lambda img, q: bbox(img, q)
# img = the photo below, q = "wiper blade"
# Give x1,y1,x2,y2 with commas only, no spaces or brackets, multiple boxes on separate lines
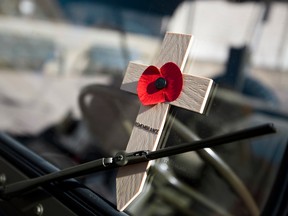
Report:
0,123,275,199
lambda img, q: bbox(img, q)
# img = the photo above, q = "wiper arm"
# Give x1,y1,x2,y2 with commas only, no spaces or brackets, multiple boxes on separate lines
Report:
0,123,275,199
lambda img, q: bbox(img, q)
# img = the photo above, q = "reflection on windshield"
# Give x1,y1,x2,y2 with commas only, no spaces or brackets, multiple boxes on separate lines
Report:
0,32,55,70
0,1,288,216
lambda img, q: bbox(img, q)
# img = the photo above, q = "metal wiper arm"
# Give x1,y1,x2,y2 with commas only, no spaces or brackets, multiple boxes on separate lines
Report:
0,123,275,199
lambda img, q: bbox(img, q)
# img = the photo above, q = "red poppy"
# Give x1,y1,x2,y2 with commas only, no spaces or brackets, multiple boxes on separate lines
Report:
137,62,183,106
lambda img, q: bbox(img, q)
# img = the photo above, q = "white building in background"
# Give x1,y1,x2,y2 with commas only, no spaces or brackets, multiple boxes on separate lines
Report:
168,1,288,71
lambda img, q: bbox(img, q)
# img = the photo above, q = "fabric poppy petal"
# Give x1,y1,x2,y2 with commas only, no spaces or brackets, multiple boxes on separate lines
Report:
160,62,183,102
137,62,183,106
137,65,165,105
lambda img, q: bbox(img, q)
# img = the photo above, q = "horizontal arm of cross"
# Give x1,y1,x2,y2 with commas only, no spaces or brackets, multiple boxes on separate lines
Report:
121,62,214,114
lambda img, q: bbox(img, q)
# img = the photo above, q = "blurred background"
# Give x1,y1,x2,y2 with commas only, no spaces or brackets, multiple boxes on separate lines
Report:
0,0,288,215
0,0,287,134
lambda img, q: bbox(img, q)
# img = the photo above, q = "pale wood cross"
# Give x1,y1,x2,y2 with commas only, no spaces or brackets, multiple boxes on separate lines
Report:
116,33,214,211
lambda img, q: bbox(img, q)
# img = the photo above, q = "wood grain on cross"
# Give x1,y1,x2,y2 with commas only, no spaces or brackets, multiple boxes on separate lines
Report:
116,33,214,211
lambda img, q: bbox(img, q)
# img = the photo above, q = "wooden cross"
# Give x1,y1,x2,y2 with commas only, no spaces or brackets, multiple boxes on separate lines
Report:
116,33,214,211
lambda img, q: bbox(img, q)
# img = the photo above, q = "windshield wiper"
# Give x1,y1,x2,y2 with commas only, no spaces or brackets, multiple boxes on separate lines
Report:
0,123,276,199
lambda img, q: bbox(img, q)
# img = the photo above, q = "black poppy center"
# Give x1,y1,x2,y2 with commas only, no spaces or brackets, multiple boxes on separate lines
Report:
155,77,167,90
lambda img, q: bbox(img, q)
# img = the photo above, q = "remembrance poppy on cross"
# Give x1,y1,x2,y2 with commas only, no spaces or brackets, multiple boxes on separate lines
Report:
137,62,183,106
117,33,214,211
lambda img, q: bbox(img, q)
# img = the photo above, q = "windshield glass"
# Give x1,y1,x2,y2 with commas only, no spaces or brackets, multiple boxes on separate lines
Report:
0,1,288,215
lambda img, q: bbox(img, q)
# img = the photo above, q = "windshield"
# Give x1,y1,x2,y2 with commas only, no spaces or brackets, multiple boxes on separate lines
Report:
0,1,288,216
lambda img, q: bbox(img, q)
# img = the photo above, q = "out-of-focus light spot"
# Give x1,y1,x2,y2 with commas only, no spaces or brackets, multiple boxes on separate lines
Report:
159,163,169,171
19,0,35,16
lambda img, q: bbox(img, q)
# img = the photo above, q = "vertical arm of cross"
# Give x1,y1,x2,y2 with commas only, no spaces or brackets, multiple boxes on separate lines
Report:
116,33,194,211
